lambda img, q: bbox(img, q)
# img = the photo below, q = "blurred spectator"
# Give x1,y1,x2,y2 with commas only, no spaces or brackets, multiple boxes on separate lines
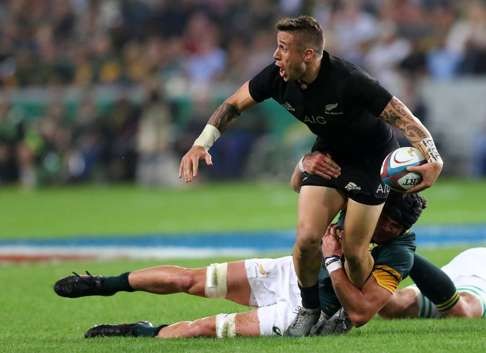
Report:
472,121,486,177
0,98,23,183
328,0,379,66
182,12,226,85
447,0,486,75
0,0,485,184
136,87,179,186
365,22,411,95
101,96,141,181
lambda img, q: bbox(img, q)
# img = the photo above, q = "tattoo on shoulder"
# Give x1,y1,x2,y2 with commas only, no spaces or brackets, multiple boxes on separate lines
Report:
208,103,241,132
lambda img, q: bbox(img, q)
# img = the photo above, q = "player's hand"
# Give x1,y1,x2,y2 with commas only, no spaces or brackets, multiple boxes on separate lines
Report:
178,145,213,183
406,161,443,193
303,151,341,179
322,224,343,258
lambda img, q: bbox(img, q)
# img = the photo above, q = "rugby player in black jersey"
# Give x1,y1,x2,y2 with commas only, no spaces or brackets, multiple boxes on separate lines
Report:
179,15,443,336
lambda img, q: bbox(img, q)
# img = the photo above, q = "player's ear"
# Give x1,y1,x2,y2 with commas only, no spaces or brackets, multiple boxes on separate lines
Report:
303,48,314,62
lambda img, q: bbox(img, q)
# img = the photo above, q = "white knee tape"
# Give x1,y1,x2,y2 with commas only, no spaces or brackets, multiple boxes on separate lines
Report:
215,313,236,338
205,263,228,298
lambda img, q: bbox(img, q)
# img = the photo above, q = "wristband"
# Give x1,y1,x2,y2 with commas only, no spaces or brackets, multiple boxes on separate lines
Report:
194,124,221,150
298,156,305,173
324,256,343,273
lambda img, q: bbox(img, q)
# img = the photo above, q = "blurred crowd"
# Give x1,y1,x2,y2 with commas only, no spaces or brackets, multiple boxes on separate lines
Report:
1,0,486,186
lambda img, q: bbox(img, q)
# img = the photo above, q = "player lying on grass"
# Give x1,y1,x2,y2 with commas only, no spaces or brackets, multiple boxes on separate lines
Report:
53,191,423,338
381,247,486,319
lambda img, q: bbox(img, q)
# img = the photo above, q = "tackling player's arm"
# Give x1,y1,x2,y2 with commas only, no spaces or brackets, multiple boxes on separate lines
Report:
380,97,443,192
289,152,341,192
179,81,256,183
322,225,394,327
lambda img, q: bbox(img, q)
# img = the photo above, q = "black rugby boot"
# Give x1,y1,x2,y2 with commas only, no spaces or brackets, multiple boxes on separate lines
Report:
84,321,165,338
54,271,117,298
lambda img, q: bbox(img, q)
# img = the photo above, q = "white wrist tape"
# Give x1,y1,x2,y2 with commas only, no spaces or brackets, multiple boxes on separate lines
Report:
324,256,343,273
194,124,221,150
298,156,305,173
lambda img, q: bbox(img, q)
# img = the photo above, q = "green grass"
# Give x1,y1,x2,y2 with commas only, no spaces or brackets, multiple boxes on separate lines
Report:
2,247,486,353
1,178,486,238
2,180,486,352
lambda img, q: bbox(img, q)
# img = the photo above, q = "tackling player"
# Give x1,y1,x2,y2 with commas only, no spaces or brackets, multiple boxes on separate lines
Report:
381,248,486,319
53,191,425,338
178,15,443,336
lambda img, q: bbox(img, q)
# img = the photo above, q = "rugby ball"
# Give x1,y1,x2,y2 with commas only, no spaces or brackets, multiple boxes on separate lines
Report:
380,147,426,192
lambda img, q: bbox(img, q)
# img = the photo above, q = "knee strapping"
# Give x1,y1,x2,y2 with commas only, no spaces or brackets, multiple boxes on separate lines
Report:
205,263,228,298
215,313,236,338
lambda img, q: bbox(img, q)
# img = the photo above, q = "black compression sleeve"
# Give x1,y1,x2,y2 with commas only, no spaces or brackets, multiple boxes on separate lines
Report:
410,254,459,311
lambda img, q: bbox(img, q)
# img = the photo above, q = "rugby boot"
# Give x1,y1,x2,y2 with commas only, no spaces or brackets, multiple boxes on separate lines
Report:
54,271,116,298
284,307,320,337
84,321,165,338
310,308,352,336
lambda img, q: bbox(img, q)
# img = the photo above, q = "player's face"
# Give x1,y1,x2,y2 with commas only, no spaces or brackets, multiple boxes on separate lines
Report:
273,31,306,81
372,214,405,244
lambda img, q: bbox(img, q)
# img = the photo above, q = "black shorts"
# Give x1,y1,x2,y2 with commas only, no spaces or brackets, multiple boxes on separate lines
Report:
302,140,399,205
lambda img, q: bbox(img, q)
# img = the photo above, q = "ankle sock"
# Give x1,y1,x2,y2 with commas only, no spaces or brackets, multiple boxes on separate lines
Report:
103,272,134,293
299,283,320,309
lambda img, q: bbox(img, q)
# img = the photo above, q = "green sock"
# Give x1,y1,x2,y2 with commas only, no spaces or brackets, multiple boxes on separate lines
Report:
135,324,167,337
103,272,134,293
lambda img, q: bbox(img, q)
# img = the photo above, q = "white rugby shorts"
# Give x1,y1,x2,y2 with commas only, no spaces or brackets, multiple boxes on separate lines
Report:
441,247,486,317
244,256,301,336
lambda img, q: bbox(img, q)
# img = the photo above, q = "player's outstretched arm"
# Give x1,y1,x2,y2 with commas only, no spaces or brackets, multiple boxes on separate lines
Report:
179,81,256,183
322,226,392,327
380,97,443,193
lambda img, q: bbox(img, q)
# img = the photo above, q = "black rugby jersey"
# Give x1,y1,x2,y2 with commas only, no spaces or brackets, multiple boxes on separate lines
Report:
249,51,394,159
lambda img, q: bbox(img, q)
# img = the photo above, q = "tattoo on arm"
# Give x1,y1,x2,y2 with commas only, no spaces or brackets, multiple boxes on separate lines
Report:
381,97,442,163
380,97,428,144
208,103,241,132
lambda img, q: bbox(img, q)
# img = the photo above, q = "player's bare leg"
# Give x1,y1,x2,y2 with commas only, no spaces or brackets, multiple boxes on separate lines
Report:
379,287,419,318
128,266,206,296
55,261,251,305
286,185,345,336
85,310,261,338
294,186,345,286
157,310,260,338
129,261,250,304
381,288,483,319
342,200,384,287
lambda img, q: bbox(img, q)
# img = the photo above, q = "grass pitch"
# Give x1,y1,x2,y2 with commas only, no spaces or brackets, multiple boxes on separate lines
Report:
1,178,486,238
2,248,486,353
2,180,486,352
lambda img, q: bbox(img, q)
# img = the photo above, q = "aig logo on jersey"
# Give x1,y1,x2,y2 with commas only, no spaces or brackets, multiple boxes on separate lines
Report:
304,114,328,125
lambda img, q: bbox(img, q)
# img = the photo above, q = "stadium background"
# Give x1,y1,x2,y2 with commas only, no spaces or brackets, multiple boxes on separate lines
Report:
1,1,486,352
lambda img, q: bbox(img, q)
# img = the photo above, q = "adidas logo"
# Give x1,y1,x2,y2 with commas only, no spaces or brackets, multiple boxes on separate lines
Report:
345,182,362,192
